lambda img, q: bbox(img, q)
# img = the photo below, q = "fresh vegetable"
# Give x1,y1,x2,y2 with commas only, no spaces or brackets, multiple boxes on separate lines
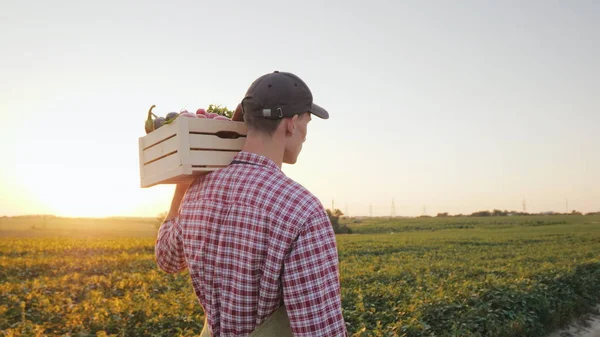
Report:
153,117,166,129
145,105,158,134
179,112,198,118
144,103,237,135
165,112,179,121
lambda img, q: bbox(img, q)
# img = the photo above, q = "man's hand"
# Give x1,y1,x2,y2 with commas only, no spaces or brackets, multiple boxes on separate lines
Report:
232,103,244,122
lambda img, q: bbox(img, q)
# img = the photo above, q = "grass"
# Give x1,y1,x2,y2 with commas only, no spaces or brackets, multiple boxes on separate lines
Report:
1,214,599,336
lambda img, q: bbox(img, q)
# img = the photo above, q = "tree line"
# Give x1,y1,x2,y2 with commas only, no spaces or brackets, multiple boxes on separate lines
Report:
435,209,596,217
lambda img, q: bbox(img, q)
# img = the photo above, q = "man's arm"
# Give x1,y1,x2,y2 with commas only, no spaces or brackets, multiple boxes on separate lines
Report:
155,182,192,274
282,208,348,337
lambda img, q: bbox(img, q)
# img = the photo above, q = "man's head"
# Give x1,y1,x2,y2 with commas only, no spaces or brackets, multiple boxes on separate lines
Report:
239,71,328,165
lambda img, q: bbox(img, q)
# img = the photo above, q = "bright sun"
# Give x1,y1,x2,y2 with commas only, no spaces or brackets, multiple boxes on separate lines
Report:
19,165,140,218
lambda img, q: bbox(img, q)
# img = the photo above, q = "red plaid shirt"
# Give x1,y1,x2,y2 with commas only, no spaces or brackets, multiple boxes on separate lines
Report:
155,151,348,336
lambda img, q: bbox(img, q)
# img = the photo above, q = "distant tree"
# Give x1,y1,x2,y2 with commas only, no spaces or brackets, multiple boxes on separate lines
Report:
492,209,509,216
326,209,352,234
471,210,492,217
570,210,583,216
436,212,449,217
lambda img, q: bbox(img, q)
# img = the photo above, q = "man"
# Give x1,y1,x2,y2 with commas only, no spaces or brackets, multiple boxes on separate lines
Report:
155,71,348,336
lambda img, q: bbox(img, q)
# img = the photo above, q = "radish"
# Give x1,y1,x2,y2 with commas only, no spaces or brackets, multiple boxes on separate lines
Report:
179,112,198,118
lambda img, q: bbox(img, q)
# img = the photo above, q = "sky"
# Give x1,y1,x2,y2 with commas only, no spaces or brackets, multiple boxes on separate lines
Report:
0,0,598,218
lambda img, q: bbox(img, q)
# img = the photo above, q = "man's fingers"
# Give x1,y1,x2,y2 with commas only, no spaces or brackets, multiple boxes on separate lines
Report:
232,103,244,121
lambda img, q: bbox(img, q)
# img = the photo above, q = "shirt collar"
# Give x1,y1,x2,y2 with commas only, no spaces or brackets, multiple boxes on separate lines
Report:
232,151,281,171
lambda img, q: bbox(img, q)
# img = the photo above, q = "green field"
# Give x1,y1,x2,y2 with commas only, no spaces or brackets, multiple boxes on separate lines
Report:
1,215,599,336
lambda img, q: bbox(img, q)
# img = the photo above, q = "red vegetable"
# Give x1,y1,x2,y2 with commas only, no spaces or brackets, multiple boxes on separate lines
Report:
213,115,231,121
179,112,198,118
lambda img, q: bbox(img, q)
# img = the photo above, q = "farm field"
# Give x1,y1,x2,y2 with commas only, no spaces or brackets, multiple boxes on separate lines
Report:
1,215,599,336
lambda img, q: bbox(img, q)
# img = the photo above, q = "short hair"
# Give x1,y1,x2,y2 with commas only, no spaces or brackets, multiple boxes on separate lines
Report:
243,113,283,136
243,112,308,136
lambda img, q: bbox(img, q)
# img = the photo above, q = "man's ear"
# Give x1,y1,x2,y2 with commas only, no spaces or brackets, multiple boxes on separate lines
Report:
285,115,298,136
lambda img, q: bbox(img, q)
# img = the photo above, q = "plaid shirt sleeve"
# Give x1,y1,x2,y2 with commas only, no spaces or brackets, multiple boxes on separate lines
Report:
282,208,348,337
155,216,187,274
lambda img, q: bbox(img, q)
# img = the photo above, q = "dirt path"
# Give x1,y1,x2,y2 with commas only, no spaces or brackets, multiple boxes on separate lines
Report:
546,307,600,337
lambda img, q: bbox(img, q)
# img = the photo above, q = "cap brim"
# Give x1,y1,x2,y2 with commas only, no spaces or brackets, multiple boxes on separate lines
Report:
309,103,329,119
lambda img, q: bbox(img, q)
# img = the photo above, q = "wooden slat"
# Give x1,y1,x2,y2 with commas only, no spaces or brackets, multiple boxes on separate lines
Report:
188,118,247,135
191,166,228,171
189,150,239,166
188,134,246,151
143,153,181,176
142,135,179,164
138,138,146,180
139,122,179,149
177,117,192,167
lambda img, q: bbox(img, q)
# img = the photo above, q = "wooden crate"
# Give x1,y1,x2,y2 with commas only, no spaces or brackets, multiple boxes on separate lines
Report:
138,117,247,188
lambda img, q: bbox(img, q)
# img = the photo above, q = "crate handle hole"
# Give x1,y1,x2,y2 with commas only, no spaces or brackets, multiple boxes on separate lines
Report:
215,131,244,139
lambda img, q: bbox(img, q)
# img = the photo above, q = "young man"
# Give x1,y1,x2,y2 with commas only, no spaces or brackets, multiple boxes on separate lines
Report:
155,71,348,336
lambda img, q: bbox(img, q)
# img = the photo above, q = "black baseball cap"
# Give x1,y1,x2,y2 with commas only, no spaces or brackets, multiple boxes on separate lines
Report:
240,71,329,120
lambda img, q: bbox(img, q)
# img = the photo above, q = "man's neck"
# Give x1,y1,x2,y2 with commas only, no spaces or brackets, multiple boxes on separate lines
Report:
241,131,284,169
